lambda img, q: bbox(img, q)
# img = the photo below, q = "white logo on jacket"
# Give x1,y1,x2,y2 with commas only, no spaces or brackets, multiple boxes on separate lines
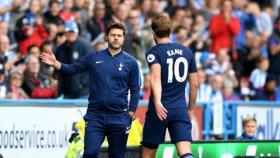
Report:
96,61,103,64
119,63,123,71
73,51,79,59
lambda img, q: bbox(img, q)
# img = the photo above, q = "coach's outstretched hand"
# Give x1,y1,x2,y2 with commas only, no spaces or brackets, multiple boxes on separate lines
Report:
155,102,168,121
40,49,61,70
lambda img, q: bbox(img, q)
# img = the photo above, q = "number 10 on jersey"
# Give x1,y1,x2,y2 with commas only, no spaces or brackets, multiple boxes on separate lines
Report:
166,57,188,83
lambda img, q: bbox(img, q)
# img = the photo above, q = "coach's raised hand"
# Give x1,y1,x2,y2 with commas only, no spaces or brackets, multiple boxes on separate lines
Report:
40,49,61,70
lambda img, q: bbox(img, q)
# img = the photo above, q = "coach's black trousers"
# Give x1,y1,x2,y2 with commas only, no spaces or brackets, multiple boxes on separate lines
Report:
83,111,132,158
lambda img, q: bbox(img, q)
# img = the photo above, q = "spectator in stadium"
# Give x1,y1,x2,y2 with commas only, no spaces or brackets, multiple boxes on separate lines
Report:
28,45,41,59
209,74,225,138
209,0,240,54
0,63,7,98
55,21,92,99
54,32,66,48
0,21,16,47
16,5,49,56
46,23,59,43
6,68,28,99
123,7,147,69
254,75,277,101
232,0,254,51
173,25,189,44
239,77,251,100
237,117,257,140
22,54,57,99
247,2,272,41
0,35,19,72
0,0,21,22
171,7,187,28
181,16,193,36
249,57,269,92
72,0,90,35
223,79,240,101
240,34,267,78
40,40,55,78
206,49,238,87
197,68,212,102
139,0,151,26
18,20,48,56
141,15,198,158
149,0,163,16
86,2,107,41
267,17,280,86
103,0,121,23
188,13,209,53
59,0,75,22
129,7,145,30
111,3,130,25
209,74,224,103
41,22,140,158
14,0,48,46
204,0,220,21
43,0,64,26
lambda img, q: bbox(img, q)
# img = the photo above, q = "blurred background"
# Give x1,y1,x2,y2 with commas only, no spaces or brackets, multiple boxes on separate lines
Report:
0,0,280,157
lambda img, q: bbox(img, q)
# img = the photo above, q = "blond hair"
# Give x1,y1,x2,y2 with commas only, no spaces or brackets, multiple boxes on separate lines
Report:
242,117,257,128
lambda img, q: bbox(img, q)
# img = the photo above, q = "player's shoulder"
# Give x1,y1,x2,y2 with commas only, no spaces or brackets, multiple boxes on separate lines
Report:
145,45,158,56
122,51,138,64
89,48,107,59
177,44,194,58
95,48,106,54
122,51,136,60
173,43,193,53
145,45,161,64
145,44,170,58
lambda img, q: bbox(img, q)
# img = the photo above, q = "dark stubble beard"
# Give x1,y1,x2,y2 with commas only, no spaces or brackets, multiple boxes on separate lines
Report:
108,42,123,50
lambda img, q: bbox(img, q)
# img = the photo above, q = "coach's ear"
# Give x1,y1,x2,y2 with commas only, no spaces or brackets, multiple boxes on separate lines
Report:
105,36,107,41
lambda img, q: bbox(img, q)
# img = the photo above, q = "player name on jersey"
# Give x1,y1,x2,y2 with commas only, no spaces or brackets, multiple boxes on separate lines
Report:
167,49,183,56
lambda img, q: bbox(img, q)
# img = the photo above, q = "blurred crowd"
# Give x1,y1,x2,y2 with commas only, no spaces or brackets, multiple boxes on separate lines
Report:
0,0,279,101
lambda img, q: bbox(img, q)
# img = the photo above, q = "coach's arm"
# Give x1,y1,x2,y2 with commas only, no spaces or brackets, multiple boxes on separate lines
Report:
40,49,89,75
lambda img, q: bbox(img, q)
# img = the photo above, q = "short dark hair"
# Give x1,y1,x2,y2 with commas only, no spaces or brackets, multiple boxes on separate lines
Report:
27,44,39,53
49,0,60,7
173,25,186,34
151,14,172,38
106,22,126,36
40,40,52,52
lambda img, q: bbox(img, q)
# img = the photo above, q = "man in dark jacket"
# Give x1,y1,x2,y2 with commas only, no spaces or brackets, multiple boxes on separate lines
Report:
41,22,140,158
55,21,92,98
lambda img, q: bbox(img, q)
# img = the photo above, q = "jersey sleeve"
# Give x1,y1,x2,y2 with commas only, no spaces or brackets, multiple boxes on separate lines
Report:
60,53,91,75
145,49,160,68
188,51,197,73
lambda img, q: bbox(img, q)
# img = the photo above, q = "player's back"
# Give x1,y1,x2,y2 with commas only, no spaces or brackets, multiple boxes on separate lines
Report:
146,43,196,111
